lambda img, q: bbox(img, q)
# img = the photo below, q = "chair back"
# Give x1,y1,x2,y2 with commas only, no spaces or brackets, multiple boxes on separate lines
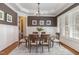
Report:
41,32,46,35
56,33,60,40
41,34,50,42
29,34,39,43
33,32,38,34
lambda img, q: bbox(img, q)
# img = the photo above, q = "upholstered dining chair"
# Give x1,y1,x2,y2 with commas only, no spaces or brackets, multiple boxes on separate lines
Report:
33,32,38,34
50,35,55,47
23,36,29,47
28,34,39,52
18,32,28,47
41,34,51,52
54,33,60,46
41,32,46,35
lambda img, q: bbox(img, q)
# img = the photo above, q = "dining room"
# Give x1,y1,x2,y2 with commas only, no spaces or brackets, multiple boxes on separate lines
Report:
0,3,79,55
17,15,62,54
10,3,79,55
10,14,73,55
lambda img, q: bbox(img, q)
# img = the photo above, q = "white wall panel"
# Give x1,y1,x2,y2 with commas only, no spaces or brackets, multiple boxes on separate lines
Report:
26,27,57,36
0,24,18,51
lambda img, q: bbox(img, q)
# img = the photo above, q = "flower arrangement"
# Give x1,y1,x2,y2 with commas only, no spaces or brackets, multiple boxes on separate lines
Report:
37,27,44,32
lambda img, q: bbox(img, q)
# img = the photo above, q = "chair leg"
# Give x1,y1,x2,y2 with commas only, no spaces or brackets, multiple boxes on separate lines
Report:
42,42,43,52
28,43,31,53
29,46,31,53
48,45,50,52
36,45,38,53
59,42,61,47
48,42,50,52
25,40,27,48
52,41,54,47
42,46,43,52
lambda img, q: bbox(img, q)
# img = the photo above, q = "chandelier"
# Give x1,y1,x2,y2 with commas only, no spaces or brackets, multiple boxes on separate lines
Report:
34,3,40,16
37,3,40,16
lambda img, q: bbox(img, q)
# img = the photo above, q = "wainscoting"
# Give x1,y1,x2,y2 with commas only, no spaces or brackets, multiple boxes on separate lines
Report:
0,42,18,55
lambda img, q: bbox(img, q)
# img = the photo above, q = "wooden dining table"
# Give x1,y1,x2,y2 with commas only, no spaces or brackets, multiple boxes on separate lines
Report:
24,34,54,52
24,34,54,46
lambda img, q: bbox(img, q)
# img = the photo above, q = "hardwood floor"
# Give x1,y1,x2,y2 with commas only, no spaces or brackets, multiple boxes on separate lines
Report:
60,42,79,55
0,42,18,55
0,41,79,55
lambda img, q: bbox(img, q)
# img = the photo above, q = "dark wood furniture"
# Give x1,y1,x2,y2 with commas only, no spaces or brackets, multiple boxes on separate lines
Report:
41,32,46,35
56,33,60,39
24,33,54,52
33,32,38,34
24,36,29,47
28,34,39,52
55,33,60,46
50,36,55,47
40,34,51,52
18,32,27,47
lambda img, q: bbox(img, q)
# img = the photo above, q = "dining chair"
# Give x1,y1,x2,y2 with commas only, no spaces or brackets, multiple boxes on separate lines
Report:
28,34,39,52
54,33,60,46
33,32,38,34
50,35,55,47
18,32,28,47
41,34,51,52
41,32,46,35
23,36,29,47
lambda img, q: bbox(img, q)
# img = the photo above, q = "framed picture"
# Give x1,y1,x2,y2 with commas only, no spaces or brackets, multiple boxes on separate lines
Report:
32,20,37,25
46,20,51,25
0,10,4,21
39,20,44,25
7,14,12,22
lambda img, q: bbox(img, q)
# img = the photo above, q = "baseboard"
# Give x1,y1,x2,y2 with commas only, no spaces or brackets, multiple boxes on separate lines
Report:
0,41,18,55
60,42,79,55
1,41,78,55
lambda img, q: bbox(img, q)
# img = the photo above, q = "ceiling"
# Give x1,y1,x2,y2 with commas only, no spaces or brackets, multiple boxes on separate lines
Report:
7,3,74,16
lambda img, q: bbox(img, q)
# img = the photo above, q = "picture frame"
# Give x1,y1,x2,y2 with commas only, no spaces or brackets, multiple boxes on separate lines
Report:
0,10,4,21
7,14,12,22
39,20,44,25
46,20,51,25
32,20,37,25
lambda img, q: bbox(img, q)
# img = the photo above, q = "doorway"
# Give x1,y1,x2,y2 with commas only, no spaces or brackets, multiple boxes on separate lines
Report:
19,16,26,39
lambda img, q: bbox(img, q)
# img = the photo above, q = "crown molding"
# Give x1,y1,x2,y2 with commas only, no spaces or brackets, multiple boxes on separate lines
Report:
5,3,18,13
15,3,56,16
5,3,28,16
56,3,79,17
15,3,30,13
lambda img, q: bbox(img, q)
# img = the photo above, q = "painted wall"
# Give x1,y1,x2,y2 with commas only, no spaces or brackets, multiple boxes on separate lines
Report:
26,16,57,36
0,3,17,25
0,24,18,51
25,18,57,36
26,27,57,36
27,16,57,27
0,3,18,51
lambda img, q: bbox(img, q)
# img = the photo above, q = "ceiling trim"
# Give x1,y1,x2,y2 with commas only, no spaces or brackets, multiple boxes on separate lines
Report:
15,3,32,13
5,3,77,17
56,3,79,17
15,3,75,16
5,3,29,16
5,3,18,13
15,3,57,16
